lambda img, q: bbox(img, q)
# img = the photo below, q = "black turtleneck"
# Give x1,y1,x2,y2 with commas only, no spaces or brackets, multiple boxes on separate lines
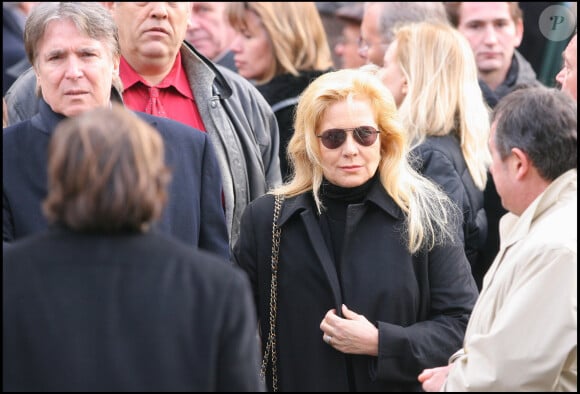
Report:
318,173,378,393
318,173,378,273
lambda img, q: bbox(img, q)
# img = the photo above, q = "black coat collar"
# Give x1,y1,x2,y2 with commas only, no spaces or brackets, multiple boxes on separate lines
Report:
278,176,404,226
31,99,66,135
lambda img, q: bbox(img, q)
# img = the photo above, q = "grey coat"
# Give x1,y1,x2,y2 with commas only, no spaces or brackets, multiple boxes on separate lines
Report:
3,41,282,248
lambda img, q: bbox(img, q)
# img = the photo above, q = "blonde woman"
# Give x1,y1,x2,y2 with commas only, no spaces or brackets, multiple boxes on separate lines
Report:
227,2,334,179
233,69,478,391
379,22,492,286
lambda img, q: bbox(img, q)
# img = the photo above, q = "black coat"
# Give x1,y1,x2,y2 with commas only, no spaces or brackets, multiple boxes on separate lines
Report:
233,181,479,391
411,134,487,273
3,99,230,259
3,227,264,392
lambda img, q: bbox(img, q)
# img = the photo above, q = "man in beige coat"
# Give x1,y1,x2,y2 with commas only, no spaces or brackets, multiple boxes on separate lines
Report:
419,86,577,391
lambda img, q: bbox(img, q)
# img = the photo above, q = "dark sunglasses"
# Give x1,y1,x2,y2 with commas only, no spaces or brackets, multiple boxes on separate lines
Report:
316,126,380,149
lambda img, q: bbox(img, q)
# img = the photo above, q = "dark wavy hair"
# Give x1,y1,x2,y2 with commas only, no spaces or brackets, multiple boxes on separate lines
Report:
43,104,171,233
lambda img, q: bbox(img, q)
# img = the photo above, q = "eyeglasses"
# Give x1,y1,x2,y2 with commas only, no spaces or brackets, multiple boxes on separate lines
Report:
357,37,391,56
317,126,380,149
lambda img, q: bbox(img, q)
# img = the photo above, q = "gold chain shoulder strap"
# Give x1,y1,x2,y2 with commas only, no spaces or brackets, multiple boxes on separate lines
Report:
260,193,284,392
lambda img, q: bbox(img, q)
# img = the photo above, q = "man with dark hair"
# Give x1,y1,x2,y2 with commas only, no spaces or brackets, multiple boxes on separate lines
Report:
419,86,577,391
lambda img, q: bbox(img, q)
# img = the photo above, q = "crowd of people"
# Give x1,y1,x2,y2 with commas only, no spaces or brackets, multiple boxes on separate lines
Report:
3,2,577,392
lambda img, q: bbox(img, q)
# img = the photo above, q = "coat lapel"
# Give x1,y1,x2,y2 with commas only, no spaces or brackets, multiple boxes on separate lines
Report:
279,194,344,312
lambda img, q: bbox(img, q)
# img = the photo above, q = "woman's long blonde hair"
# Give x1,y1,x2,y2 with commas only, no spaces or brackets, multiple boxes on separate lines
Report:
394,22,491,190
274,69,460,253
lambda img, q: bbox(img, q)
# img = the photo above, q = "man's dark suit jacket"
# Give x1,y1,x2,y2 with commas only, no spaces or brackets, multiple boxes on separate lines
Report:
3,227,264,391
2,99,230,259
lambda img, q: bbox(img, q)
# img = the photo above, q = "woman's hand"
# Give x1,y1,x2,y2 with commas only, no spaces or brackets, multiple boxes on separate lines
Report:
319,304,379,356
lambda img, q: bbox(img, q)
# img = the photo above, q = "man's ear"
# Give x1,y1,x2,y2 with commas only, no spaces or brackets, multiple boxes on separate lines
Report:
510,147,530,180
514,19,524,48
113,56,120,75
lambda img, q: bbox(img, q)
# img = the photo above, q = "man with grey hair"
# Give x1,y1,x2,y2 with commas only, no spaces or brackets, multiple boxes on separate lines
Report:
359,2,449,66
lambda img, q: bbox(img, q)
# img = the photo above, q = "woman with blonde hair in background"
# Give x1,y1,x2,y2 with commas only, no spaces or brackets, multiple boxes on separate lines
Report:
379,21,492,286
233,68,478,391
227,2,334,180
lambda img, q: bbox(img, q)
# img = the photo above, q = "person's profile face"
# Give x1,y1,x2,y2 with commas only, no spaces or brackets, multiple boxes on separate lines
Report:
378,40,406,107
229,10,274,82
556,35,577,101
35,19,116,117
487,121,515,213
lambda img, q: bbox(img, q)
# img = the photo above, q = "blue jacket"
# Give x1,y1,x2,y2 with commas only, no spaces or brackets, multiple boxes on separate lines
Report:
3,99,230,259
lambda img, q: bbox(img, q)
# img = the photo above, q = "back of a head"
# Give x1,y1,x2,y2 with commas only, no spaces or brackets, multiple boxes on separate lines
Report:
226,2,333,83
43,105,171,233
492,86,577,181
393,21,491,188
395,21,483,126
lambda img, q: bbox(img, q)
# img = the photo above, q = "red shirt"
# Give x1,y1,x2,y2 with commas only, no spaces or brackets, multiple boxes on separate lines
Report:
119,52,205,131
